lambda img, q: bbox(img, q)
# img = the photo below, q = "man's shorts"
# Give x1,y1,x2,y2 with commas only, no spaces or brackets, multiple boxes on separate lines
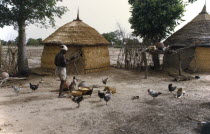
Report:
55,67,67,81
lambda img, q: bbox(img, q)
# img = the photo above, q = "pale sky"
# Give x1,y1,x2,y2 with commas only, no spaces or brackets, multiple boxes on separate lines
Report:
0,0,208,41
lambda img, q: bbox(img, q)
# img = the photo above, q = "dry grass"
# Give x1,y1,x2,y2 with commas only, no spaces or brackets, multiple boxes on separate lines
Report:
42,20,110,46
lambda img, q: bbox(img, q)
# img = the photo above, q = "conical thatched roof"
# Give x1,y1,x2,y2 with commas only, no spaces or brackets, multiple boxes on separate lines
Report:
42,19,110,46
164,4,210,47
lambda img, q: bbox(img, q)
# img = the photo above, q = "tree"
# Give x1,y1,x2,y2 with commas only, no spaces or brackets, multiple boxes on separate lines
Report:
0,40,7,46
37,38,43,45
0,0,68,76
188,0,197,3
27,38,39,46
129,0,185,69
102,31,122,46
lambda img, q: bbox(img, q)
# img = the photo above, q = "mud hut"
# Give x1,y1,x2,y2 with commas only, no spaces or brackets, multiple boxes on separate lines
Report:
163,4,210,72
41,15,111,74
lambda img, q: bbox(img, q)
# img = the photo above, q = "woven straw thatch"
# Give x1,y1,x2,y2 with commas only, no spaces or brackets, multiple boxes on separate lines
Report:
164,5,210,47
42,19,110,46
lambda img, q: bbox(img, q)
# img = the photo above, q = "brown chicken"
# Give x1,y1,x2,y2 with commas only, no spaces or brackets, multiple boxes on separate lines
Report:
176,88,185,98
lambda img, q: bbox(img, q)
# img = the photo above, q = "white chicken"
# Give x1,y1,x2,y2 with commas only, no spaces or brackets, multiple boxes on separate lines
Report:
104,92,112,105
148,89,162,100
12,86,21,96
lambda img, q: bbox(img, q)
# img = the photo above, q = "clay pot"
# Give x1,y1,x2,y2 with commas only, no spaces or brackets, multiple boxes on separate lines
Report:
63,81,70,89
0,72,9,78
78,81,89,89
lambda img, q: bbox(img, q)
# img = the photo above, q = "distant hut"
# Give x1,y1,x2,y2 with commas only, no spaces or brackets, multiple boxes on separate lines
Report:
163,4,210,72
41,15,111,74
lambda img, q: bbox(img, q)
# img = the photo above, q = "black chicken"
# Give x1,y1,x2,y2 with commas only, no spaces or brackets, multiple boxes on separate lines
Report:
29,83,39,91
102,78,108,85
82,88,93,97
72,96,84,107
195,76,200,79
98,90,105,101
168,83,177,93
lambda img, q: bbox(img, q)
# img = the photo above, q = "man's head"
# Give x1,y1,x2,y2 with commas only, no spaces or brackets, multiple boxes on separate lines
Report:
60,45,68,54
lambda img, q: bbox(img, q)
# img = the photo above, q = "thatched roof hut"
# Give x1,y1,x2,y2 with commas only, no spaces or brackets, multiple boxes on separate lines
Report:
164,4,210,72
41,15,111,74
164,4,210,47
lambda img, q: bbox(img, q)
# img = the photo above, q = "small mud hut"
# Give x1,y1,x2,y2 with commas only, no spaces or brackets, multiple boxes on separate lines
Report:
41,15,111,74
163,4,210,72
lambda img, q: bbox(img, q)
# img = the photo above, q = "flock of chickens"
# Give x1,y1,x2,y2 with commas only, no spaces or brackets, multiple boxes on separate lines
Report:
11,76,186,108
11,77,113,108
12,82,40,95
70,77,112,107
132,83,185,101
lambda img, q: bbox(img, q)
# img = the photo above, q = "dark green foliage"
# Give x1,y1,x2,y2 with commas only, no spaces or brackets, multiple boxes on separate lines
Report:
188,0,197,3
129,0,185,42
27,38,43,46
129,0,196,4
0,0,68,28
0,40,7,45
102,30,122,46
0,0,68,74
125,38,140,46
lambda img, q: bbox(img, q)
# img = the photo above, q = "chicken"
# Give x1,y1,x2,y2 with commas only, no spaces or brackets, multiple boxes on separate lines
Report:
82,88,93,97
98,90,105,101
72,96,84,107
168,83,177,93
69,76,78,91
104,92,112,105
148,89,162,100
29,83,39,91
39,79,44,83
131,96,139,100
176,88,185,98
195,76,200,79
102,78,108,85
12,86,21,95
103,86,116,94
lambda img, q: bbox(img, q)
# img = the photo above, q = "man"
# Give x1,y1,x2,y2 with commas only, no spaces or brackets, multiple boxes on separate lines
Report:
54,45,69,98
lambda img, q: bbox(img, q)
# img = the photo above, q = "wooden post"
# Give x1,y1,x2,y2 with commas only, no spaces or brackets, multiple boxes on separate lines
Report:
178,52,182,76
142,52,148,79
0,40,2,68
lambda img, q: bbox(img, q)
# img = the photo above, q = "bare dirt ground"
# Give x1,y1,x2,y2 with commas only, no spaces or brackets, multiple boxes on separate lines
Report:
0,47,210,134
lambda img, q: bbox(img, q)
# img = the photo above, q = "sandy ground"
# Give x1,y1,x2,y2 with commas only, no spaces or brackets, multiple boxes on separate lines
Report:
0,47,210,134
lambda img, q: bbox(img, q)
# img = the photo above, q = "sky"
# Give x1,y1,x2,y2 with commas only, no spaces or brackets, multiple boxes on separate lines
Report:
0,0,208,41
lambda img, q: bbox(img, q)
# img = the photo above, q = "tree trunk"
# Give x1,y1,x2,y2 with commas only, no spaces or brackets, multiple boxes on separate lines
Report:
17,20,29,74
0,41,2,68
152,53,160,70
